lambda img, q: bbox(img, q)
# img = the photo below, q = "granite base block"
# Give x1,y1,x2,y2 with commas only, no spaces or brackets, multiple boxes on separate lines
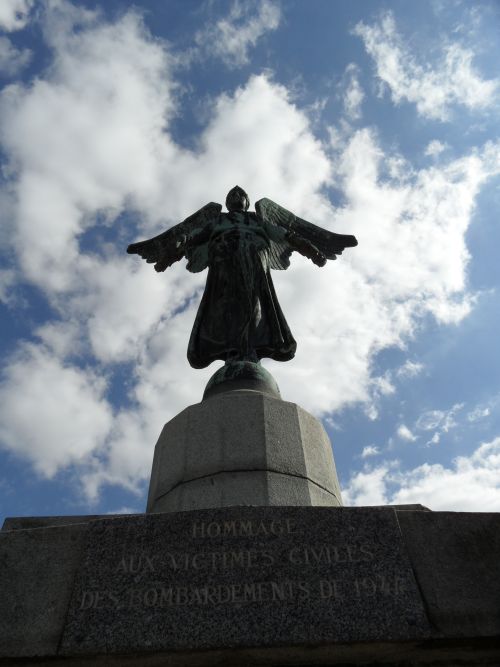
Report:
147,391,343,512
398,510,500,637
1,506,500,666
0,522,87,657
60,507,430,654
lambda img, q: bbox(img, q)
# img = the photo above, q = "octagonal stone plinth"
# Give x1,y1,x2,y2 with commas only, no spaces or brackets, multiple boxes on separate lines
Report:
147,390,342,512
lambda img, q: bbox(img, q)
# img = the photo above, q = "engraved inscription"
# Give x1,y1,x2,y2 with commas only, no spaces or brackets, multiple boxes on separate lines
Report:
191,518,297,538
77,574,408,611
112,542,374,577
288,544,373,565
114,548,276,574
74,514,413,617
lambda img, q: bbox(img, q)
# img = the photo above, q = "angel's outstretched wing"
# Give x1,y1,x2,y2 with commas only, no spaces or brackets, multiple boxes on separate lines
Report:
255,198,357,262
127,202,222,273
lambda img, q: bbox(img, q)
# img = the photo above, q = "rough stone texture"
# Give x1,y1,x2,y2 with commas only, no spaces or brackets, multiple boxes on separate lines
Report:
2,514,128,531
152,471,339,512
0,523,86,657
60,507,429,655
147,391,342,512
2,506,500,665
3,641,500,666
398,510,500,637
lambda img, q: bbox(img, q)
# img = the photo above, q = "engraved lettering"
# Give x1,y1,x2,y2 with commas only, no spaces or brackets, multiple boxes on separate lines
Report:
218,585,231,604
143,555,156,572
176,587,189,605
143,588,158,607
128,588,143,607
114,557,128,573
223,520,238,536
352,575,404,598
242,582,258,602
270,581,285,601
207,522,221,538
239,521,253,536
297,581,311,600
331,546,347,563
128,556,142,574
192,521,205,539
319,579,340,599
231,584,242,602
78,590,122,609
114,554,157,574
310,546,332,564
190,588,204,604
204,586,218,605
79,591,95,610
359,544,374,560
287,543,375,567
191,518,299,539
93,592,104,609
159,587,173,605
191,553,206,569
165,552,181,571
261,550,274,566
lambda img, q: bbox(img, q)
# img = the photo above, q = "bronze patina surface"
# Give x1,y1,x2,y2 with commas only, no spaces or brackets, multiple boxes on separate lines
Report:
127,187,357,390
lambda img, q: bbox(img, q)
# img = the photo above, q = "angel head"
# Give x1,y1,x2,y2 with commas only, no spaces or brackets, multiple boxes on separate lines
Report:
225,186,250,212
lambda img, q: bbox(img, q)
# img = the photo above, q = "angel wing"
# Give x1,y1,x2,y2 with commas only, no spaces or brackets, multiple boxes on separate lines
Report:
255,198,357,264
127,202,222,273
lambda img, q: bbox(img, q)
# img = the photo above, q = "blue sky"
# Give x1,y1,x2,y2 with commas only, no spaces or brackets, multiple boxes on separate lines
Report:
1,0,500,522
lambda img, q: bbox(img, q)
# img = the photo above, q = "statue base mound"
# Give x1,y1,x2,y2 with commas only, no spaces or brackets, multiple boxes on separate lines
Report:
203,361,281,400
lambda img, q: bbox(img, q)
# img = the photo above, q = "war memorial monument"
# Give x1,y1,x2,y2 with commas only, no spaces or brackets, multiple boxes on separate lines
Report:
1,187,499,665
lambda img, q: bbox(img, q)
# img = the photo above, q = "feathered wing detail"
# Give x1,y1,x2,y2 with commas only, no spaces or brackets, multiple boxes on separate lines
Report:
255,197,357,262
266,238,293,270
126,202,222,273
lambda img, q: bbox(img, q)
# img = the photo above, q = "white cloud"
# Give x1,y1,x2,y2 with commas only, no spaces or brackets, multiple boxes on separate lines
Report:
0,0,33,32
426,432,440,446
193,0,280,68
425,139,448,157
0,343,113,477
396,360,424,379
397,424,416,442
354,12,498,121
361,445,380,458
415,403,464,434
342,64,364,120
416,410,445,431
343,437,500,511
0,35,31,75
342,465,392,506
467,406,491,422
0,268,16,303
1,1,500,500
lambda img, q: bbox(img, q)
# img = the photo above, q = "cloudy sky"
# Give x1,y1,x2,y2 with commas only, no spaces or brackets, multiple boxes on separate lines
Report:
1,0,500,523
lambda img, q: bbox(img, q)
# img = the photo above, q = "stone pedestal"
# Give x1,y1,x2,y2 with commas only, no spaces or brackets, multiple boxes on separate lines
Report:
147,390,342,513
2,388,500,665
2,506,500,665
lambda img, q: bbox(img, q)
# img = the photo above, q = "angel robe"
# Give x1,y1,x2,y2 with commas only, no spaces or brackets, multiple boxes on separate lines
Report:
187,211,296,368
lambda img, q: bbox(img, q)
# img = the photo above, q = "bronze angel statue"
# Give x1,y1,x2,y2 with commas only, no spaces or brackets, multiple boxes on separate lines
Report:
127,186,357,373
